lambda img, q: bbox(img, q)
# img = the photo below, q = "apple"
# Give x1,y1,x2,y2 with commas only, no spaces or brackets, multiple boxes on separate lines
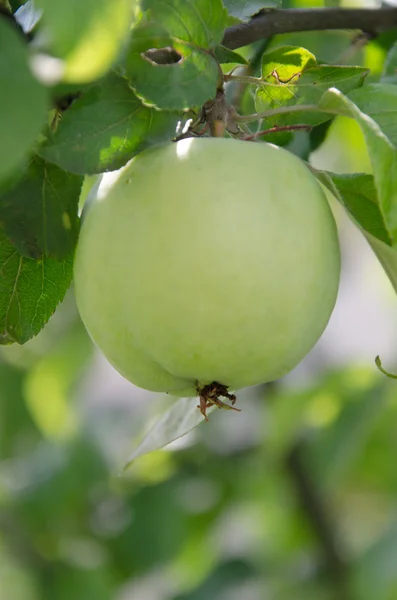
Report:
74,138,340,415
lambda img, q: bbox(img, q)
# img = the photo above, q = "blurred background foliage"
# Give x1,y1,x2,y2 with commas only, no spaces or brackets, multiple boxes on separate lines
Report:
2,0,397,599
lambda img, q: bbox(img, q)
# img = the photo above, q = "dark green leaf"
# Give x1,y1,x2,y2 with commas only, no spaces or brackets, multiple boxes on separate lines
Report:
222,1,280,20
38,73,180,174
0,19,48,183
308,118,333,153
125,20,220,110
255,46,368,127
0,230,72,344
35,0,135,82
214,45,247,65
142,0,227,49
0,156,82,259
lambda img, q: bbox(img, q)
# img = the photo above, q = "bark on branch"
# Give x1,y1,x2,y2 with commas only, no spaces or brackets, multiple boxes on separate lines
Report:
223,7,397,50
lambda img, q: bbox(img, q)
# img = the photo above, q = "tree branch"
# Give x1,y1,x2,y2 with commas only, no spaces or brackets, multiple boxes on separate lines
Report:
223,7,397,50
286,441,353,600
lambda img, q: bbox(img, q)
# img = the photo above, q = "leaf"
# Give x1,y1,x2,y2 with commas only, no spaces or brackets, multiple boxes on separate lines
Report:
15,0,42,34
352,521,397,600
0,19,48,183
319,88,397,248
382,41,397,84
0,156,83,259
38,73,180,174
348,84,397,146
222,1,280,20
0,230,73,345
142,0,227,49
363,232,397,295
317,172,392,246
124,1,226,110
255,46,368,127
125,397,215,469
317,171,397,294
35,0,135,82
306,381,386,489
214,45,248,65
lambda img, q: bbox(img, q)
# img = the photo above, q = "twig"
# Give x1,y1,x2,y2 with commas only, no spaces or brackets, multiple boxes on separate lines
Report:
243,124,312,140
235,103,318,123
222,7,397,50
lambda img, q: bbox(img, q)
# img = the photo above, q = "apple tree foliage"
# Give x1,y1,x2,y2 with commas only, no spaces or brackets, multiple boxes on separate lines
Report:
1,0,397,452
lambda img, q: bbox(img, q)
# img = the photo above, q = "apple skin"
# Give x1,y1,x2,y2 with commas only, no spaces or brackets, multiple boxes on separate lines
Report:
74,138,340,397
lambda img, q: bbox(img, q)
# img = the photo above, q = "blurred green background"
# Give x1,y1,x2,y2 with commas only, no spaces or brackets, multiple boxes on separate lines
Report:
3,1,397,599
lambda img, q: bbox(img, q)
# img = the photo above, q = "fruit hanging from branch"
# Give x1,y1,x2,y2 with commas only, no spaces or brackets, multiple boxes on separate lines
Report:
74,137,340,418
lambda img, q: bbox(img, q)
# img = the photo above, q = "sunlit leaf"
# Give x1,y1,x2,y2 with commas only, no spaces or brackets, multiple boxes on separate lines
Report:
255,46,368,127
38,73,180,174
35,0,136,82
124,0,227,110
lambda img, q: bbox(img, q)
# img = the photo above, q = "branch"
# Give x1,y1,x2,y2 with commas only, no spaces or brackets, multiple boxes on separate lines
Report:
222,7,397,50
286,441,353,600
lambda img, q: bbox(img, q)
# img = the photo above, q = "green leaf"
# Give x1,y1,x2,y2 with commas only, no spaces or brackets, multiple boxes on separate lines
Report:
142,0,227,49
214,45,248,65
382,41,397,84
363,232,397,295
317,171,397,294
317,172,391,246
124,6,224,110
255,46,368,127
306,381,386,489
35,0,135,82
222,1,280,20
348,84,397,146
0,230,72,345
319,88,397,248
125,397,215,469
0,19,48,183
0,156,82,259
38,73,180,174
352,522,397,600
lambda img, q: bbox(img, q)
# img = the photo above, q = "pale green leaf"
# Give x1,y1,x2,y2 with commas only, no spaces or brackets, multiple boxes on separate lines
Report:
38,73,180,174
35,0,136,82
125,397,215,468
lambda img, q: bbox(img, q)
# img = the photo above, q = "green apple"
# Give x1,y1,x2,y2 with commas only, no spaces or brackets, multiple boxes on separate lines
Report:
74,138,340,409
